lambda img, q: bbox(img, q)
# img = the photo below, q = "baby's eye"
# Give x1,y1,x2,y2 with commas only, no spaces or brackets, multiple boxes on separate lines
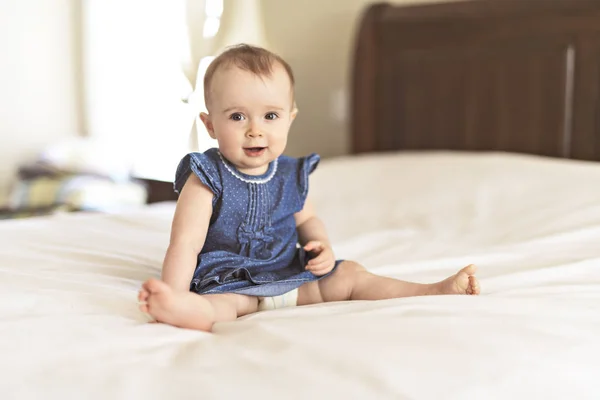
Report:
265,112,279,121
229,113,245,121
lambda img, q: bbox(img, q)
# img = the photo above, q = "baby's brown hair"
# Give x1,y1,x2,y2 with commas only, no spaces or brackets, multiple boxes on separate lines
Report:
203,43,295,108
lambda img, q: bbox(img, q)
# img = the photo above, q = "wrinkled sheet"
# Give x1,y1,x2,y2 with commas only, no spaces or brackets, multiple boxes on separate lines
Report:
1,151,599,399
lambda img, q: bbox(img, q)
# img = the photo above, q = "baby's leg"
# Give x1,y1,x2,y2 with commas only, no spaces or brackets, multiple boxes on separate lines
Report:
138,279,258,332
298,261,480,305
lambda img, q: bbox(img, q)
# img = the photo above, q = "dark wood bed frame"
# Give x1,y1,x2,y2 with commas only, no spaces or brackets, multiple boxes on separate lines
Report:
351,0,600,161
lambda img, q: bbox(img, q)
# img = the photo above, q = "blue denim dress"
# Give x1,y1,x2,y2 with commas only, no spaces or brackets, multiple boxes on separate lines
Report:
173,148,342,297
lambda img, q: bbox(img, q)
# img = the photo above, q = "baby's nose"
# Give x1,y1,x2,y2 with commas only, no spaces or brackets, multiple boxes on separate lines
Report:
246,121,263,137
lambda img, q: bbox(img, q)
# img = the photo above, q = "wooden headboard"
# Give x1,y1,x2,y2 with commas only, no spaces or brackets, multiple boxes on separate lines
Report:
351,0,600,161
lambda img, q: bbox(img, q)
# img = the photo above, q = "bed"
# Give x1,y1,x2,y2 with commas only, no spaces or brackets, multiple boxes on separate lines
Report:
2,1,600,399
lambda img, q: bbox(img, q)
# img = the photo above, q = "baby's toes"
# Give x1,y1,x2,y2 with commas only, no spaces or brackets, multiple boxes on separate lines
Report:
468,275,480,295
453,271,470,293
138,288,148,302
138,289,150,313
143,278,169,295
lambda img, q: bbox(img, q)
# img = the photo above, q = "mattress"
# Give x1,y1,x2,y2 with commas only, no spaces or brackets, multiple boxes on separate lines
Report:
1,151,599,399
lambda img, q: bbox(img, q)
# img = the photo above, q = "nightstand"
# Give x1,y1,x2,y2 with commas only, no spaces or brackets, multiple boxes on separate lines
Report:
137,178,179,204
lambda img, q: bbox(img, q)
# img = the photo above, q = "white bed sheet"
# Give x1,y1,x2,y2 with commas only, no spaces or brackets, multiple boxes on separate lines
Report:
1,151,599,399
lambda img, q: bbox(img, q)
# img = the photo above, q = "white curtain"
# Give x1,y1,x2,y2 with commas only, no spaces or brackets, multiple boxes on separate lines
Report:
81,0,268,182
81,0,217,182
211,0,269,49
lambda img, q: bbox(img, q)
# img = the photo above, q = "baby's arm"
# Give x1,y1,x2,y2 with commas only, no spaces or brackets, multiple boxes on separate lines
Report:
295,198,335,276
295,198,330,246
161,174,213,292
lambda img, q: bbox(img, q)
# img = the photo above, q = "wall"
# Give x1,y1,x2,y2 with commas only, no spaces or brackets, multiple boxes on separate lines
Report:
0,0,80,197
262,0,456,158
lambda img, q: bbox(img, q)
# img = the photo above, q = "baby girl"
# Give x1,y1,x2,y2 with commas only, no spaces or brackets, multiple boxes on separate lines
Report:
138,44,480,332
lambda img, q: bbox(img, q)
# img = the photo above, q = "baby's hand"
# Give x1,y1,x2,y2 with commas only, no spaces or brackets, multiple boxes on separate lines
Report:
304,241,335,276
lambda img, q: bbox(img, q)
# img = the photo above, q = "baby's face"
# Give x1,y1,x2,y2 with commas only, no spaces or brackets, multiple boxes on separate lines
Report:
202,63,296,176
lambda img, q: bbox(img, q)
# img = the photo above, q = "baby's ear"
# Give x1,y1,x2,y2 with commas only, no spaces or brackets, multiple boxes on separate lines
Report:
290,107,298,121
200,112,216,139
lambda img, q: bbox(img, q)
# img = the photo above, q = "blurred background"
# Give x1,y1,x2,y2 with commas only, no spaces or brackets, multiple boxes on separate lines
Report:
0,0,448,216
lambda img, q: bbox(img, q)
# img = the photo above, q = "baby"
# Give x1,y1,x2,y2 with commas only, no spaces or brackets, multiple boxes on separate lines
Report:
138,44,480,332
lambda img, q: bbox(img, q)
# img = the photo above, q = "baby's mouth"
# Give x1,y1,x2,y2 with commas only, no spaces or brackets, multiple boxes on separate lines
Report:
243,147,267,157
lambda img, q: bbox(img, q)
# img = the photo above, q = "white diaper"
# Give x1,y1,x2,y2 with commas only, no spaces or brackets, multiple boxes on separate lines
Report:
257,288,299,312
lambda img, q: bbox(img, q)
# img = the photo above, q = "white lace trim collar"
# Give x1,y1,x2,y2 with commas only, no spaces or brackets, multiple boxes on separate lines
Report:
218,151,278,184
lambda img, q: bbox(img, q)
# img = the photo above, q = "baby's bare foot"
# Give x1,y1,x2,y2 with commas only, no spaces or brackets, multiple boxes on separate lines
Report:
137,278,215,331
432,264,480,295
